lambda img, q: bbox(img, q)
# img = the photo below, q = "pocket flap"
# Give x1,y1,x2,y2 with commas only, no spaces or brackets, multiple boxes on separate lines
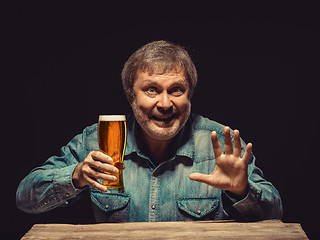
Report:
90,190,130,213
177,198,219,218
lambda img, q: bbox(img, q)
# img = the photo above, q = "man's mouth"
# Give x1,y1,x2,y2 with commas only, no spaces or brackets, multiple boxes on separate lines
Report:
152,114,176,123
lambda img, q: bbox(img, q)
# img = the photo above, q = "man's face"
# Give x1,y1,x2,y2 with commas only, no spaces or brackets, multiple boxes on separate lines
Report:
131,69,191,141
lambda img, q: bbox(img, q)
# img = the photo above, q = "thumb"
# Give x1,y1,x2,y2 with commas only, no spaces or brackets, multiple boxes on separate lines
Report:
189,173,214,186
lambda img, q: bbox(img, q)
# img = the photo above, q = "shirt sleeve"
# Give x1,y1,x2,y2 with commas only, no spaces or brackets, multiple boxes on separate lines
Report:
16,129,89,214
222,154,283,220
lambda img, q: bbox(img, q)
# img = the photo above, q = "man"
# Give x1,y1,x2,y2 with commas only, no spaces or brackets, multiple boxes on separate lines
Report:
16,40,282,222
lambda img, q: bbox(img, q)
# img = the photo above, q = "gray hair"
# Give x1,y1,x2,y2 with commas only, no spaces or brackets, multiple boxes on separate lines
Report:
121,40,198,101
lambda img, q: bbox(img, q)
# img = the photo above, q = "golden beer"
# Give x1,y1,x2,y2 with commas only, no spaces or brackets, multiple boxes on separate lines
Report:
98,115,127,190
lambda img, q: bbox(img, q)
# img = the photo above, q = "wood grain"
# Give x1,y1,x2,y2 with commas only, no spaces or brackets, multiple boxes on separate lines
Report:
21,220,308,239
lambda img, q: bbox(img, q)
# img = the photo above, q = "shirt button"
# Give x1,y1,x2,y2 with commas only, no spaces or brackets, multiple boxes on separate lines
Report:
66,193,70,198
105,204,109,209
197,210,201,215
151,205,156,210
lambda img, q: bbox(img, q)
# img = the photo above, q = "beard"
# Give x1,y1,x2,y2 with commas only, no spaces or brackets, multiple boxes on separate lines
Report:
131,100,191,141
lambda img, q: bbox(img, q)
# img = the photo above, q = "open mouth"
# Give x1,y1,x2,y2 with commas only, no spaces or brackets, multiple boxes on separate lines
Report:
152,114,176,123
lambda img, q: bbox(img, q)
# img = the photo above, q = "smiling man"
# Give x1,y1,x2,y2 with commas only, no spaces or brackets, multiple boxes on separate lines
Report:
130,70,191,164
17,41,282,222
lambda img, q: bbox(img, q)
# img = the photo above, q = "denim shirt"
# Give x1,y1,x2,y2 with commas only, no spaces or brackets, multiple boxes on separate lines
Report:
16,114,283,222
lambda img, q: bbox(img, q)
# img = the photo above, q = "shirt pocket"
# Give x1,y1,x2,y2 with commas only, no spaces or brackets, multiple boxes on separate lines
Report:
177,197,219,219
90,189,130,221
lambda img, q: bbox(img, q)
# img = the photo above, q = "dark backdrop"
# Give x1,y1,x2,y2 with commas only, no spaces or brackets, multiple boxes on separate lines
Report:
2,1,319,239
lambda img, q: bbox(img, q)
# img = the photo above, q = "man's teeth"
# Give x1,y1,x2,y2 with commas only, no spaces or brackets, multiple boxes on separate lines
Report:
154,115,173,120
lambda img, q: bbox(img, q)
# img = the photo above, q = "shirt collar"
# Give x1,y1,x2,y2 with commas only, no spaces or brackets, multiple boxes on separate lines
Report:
124,114,195,161
124,114,140,156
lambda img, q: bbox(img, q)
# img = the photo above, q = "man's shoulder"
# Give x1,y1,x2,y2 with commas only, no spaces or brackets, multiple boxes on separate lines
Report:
84,122,98,135
190,114,226,135
187,114,227,162
82,122,99,151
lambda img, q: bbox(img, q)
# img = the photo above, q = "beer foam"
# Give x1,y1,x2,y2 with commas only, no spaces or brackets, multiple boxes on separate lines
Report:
99,115,126,121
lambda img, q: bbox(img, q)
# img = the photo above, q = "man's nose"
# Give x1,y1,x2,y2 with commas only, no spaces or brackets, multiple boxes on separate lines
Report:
157,92,173,110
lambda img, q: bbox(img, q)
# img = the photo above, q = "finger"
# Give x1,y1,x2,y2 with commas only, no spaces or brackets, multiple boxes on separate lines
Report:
211,131,223,158
91,151,113,164
84,175,108,192
224,127,233,155
89,160,119,174
242,143,253,165
92,170,118,182
233,130,241,157
83,164,117,181
189,173,214,186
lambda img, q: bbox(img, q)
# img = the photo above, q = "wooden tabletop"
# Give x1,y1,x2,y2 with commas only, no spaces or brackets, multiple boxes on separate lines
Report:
21,219,308,239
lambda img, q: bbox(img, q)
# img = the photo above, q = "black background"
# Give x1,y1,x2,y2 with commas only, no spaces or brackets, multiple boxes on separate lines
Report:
2,1,319,239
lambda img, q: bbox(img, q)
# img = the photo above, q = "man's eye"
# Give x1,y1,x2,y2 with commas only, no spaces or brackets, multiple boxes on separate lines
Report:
170,87,184,96
145,87,158,95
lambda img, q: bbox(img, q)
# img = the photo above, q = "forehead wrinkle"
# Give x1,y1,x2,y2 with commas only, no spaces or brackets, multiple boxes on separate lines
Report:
139,64,186,78
143,61,183,75
140,76,188,88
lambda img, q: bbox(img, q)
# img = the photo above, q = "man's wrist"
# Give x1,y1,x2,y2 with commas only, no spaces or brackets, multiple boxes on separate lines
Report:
228,184,249,201
72,162,86,189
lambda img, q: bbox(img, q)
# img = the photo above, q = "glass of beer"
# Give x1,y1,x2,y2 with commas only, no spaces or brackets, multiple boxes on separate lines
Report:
98,115,127,191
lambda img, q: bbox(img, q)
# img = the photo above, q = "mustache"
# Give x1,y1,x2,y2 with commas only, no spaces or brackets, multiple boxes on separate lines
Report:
150,108,178,119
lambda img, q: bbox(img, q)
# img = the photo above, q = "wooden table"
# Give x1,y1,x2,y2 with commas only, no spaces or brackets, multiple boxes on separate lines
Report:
21,220,308,239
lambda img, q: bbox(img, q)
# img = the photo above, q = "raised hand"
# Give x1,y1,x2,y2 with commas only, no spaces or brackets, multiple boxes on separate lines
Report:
189,127,253,198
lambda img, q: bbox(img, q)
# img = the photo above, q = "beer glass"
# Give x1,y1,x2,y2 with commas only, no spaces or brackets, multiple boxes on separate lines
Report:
98,115,127,190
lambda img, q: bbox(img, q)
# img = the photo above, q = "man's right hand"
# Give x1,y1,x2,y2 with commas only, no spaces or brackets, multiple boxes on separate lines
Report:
72,151,119,192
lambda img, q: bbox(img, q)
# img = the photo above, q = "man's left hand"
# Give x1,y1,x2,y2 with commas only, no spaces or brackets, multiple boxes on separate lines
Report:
189,127,253,198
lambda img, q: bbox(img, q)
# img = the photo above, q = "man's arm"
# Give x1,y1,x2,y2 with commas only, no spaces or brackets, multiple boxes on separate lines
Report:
16,133,87,213
189,127,283,220
16,127,120,214
223,158,283,220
